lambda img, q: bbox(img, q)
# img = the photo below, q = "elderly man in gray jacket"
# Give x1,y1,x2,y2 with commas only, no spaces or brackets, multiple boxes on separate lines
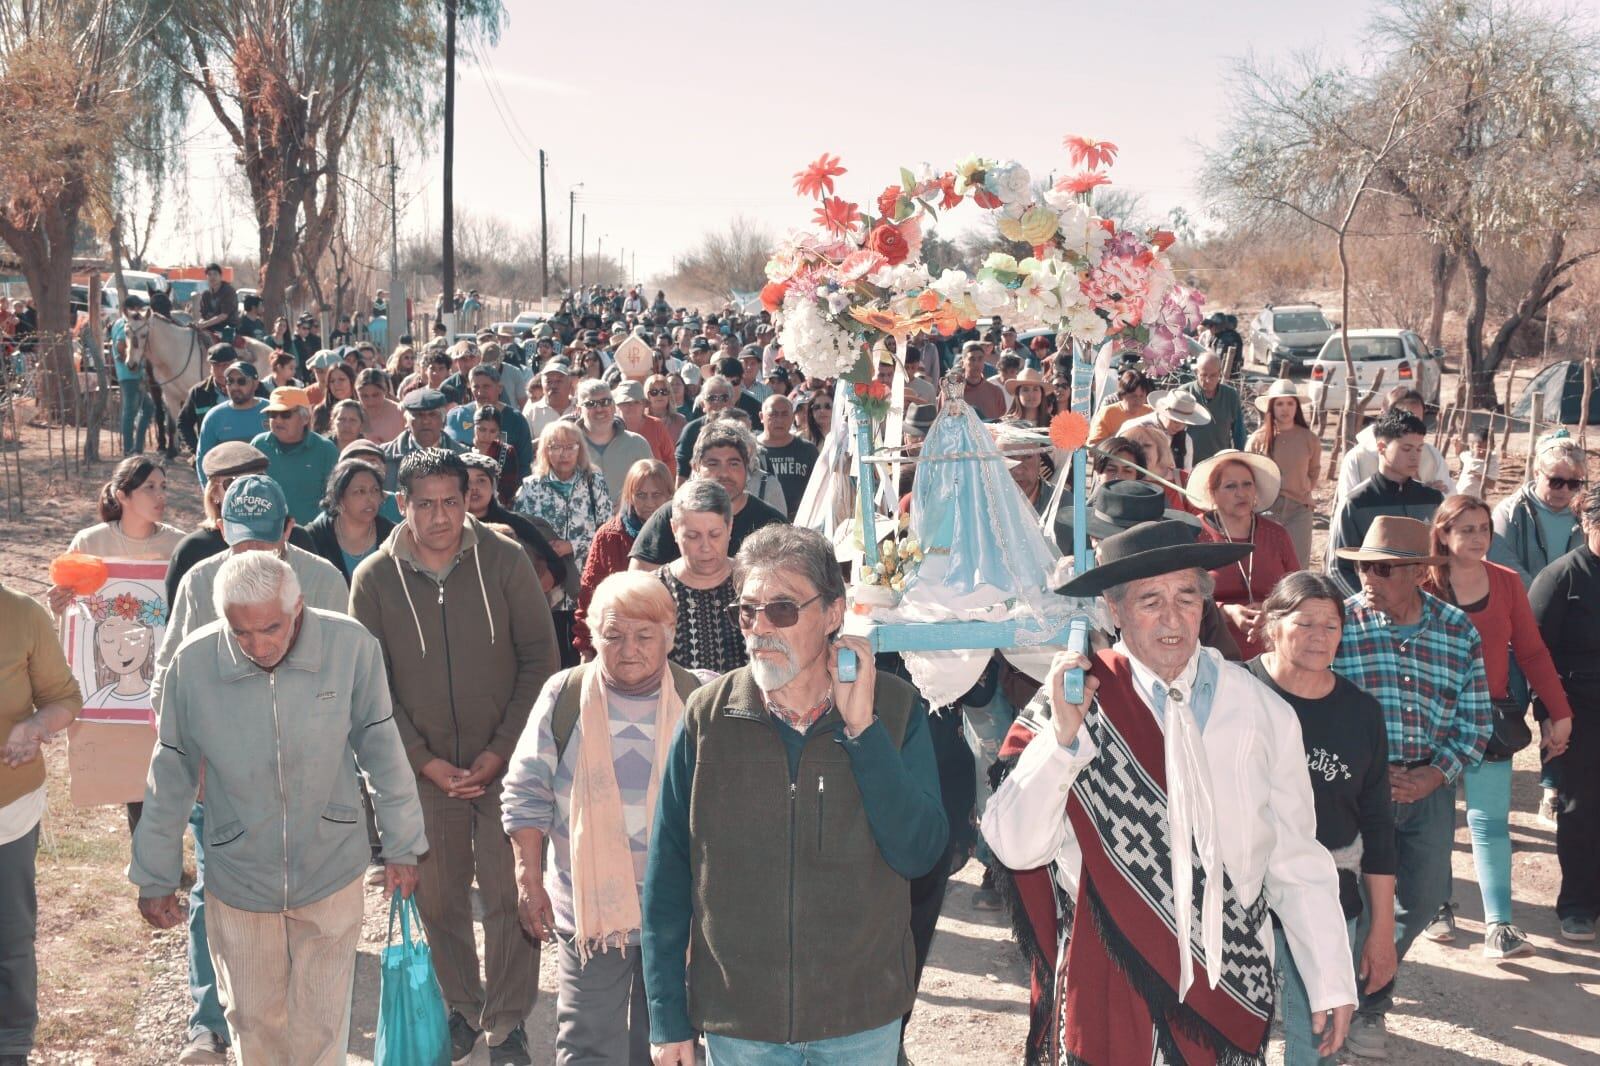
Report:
131,552,426,1066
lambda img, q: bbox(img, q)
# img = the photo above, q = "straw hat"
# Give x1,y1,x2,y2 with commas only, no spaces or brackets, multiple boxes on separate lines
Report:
1003,367,1049,396
1254,378,1308,414
1333,515,1447,565
1186,449,1282,513
1147,389,1212,427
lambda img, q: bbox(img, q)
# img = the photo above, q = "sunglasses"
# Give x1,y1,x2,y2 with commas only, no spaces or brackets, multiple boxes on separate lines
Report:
266,411,297,420
647,388,671,397
704,393,731,402
1543,476,1586,491
1356,560,1419,578
581,398,614,409
726,594,821,629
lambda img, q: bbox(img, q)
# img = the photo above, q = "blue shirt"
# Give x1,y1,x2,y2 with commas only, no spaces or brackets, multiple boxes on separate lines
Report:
110,319,140,383
195,400,269,482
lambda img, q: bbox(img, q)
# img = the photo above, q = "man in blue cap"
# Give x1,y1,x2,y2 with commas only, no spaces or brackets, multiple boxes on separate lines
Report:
195,361,269,482
380,388,465,491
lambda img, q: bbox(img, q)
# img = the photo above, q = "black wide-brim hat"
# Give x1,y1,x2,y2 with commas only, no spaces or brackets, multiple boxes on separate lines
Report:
1052,519,1254,597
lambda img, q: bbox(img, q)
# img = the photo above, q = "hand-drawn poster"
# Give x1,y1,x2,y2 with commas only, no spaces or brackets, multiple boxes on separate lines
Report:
60,558,167,806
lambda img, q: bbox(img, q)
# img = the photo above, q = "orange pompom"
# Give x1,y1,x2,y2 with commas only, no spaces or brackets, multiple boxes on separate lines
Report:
1049,411,1090,453
49,552,109,596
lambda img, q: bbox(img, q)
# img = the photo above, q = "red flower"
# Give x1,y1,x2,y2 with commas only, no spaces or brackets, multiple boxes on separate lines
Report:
760,281,788,312
855,380,889,401
793,153,847,199
877,184,903,220
1056,171,1111,195
814,197,862,236
1062,135,1119,170
1149,230,1176,252
973,188,1003,209
864,222,911,266
936,172,963,209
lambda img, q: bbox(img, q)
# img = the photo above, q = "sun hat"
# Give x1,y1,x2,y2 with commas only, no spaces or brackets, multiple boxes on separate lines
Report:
1253,378,1309,414
220,475,289,546
1147,389,1212,427
1052,518,1253,597
262,386,312,414
1185,449,1282,513
1003,367,1049,396
1332,515,1447,565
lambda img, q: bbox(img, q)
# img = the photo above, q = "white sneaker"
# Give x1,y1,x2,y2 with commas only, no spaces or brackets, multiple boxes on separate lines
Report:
1539,793,1560,827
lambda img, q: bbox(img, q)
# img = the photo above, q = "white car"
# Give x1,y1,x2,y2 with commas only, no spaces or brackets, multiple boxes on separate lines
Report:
1248,303,1336,376
1307,329,1444,412
514,310,544,325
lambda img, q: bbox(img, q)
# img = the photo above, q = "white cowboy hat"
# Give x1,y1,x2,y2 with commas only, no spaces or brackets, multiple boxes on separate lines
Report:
1147,389,1212,427
1253,378,1309,414
1186,449,1282,513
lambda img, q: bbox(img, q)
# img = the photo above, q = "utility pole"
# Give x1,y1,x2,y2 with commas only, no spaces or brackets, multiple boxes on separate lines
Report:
538,148,549,305
580,213,586,288
568,184,582,292
386,137,401,334
440,0,457,336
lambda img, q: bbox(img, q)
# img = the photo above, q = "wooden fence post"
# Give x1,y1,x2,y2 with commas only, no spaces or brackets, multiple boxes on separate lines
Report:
1525,393,1544,481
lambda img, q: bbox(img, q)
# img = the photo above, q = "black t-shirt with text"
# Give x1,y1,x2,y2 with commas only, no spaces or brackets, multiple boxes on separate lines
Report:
758,437,820,521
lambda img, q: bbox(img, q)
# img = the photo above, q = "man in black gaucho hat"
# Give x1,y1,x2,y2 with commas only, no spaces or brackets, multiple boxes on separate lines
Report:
982,521,1356,1065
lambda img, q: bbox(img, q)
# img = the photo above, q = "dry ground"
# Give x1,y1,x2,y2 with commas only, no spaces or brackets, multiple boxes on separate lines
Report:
2,359,1595,1064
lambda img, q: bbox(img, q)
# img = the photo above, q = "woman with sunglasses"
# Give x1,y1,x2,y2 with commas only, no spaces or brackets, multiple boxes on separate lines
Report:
1422,495,1572,958
1491,436,1585,581
652,478,746,675
799,391,833,445
645,373,686,443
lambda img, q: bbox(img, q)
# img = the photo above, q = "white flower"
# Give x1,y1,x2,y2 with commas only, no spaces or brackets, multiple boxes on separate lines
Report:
929,269,970,301
1050,201,1108,264
971,276,1012,315
825,289,852,315
1063,305,1108,346
985,161,1033,205
778,294,861,381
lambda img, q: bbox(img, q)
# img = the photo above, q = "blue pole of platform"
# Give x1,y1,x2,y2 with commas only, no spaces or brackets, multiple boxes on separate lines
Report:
854,405,880,570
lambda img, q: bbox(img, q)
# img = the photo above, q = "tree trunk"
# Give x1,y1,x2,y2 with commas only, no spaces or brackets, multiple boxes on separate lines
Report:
1426,245,1457,351
1461,246,1491,411
1480,231,1578,396
257,203,300,323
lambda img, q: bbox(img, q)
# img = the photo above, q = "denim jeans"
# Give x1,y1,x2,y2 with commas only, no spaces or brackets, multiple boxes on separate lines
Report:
705,1019,900,1065
0,824,39,1056
188,803,229,1042
119,377,152,454
961,688,1015,868
1464,758,1515,926
1358,784,1455,1017
1276,919,1357,1066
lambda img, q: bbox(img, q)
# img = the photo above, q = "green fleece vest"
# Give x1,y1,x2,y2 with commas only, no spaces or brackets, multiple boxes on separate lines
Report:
683,666,918,1044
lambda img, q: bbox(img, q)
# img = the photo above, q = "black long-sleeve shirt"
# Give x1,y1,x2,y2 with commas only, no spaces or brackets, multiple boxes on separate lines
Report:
1248,658,1396,919
1530,544,1600,701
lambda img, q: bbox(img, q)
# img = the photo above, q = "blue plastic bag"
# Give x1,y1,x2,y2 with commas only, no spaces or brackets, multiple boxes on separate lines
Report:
375,891,451,1066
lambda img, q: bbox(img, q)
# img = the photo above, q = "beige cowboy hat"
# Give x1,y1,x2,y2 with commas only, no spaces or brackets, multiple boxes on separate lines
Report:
1253,378,1309,414
1146,389,1212,427
1186,449,1282,513
1333,515,1447,565
1003,367,1049,396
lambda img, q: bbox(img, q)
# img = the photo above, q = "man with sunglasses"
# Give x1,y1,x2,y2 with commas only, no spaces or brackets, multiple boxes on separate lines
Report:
673,373,738,480
643,525,947,1066
1325,409,1444,597
250,386,339,525
195,362,271,483
1332,516,1490,1058
571,379,652,506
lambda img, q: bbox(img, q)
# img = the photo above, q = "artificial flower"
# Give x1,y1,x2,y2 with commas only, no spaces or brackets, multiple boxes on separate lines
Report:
972,188,1003,209
1063,305,1109,346
1062,135,1119,170
971,276,1012,315
825,289,852,315
779,294,863,380
999,205,1060,246
865,221,912,265
794,153,847,199
952,154,986,195
982,252,1020,275
934,171,963,209
1057,171,1111,196
877,184,904,220
984,161,1033,205
1149,229,1176,252
813,196,862,237
837,249,887,283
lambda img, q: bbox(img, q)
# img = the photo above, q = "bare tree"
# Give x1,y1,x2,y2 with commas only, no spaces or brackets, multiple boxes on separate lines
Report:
668,217,775,295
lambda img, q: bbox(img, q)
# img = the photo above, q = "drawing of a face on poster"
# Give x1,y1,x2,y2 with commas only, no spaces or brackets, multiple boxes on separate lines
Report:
64,564,169,726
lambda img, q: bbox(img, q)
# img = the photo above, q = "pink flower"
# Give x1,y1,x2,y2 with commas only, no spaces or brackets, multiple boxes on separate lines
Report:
794,153,847,199
1062,136,1119,170
1056,171,1111,196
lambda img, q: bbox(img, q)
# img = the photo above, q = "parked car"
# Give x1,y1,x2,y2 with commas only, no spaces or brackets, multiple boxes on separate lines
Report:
70,284,119,326
168,278,207,313
1248,303,1337,376
513,310,544,325
489,320,535,338
1307,328,1443,412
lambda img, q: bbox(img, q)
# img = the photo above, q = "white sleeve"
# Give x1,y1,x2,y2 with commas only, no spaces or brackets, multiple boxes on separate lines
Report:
980,725,1097,872
1259,697,1357,1014
1334,448,1364,502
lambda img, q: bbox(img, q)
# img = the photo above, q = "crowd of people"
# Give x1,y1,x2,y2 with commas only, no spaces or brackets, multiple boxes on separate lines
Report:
0,283,1596,1066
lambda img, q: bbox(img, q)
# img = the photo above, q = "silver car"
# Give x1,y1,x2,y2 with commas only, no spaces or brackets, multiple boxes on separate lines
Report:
1248,304,1336,376
1307,329,1444,412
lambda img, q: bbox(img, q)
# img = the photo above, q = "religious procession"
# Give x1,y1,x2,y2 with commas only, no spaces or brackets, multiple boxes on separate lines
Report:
3,3,1600,1065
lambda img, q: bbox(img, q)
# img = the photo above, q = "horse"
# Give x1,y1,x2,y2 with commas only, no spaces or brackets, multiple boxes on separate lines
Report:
124,314,270,417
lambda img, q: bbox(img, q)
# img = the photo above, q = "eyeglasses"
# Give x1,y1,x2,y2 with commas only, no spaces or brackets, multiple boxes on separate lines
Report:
266,411,296,420
704,393,731,402
1356,560,1418,578
647,388,671,397
546,443,581,454
581,398,614,409
1543,476,1586,491
726,594,821,629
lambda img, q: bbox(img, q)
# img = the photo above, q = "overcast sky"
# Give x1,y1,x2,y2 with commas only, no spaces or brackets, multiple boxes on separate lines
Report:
147,0,1380,286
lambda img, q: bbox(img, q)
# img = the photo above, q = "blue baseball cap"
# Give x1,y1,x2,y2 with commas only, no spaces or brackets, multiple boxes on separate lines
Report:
220,474,290,545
